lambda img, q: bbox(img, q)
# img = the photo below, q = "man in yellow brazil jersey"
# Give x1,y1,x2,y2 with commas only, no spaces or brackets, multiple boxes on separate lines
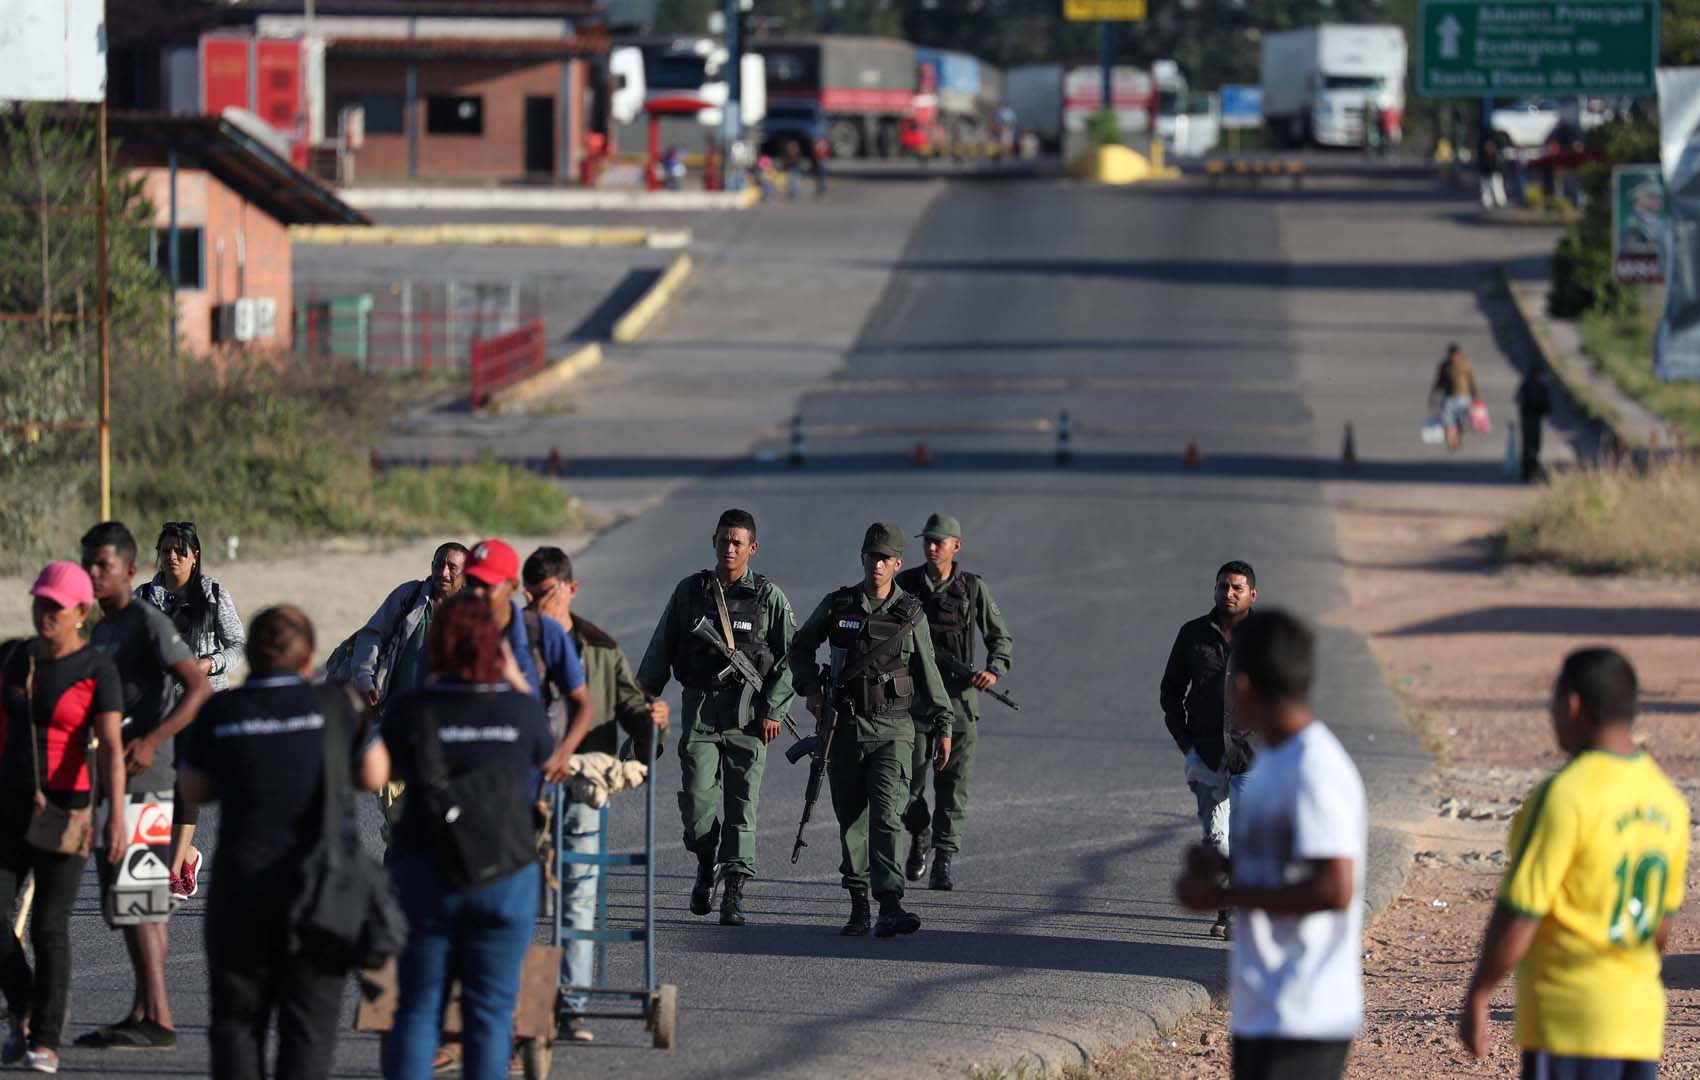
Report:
1459,647,1691,1080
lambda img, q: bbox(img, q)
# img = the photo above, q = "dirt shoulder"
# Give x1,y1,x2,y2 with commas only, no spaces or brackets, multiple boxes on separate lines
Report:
1068,487,1700,1080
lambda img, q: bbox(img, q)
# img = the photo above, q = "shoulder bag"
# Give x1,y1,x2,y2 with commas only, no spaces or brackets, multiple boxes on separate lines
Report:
288,684,408,970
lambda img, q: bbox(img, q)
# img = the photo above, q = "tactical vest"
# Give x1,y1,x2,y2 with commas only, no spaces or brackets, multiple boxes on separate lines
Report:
826,588,919,721
896,567,977,666
677,570,774,691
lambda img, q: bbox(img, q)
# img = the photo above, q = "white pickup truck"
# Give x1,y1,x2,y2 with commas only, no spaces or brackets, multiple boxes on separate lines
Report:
1490,97,1614,149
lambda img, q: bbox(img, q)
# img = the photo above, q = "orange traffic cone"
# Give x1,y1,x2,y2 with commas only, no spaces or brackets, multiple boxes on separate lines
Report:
1341,423,1358,473
911,441,933,467
1183,441,1201,468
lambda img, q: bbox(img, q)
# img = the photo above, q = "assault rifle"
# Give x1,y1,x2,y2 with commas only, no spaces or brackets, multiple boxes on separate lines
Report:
937,654,1020,712
688,616,765,724
786,653,842,864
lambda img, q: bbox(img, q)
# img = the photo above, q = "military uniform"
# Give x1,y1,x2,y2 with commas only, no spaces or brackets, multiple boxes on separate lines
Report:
637,568,795,887
896,515,1012,888
789,524,953,936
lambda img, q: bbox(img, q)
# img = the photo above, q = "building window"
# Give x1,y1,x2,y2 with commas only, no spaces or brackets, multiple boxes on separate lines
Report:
149,227,204,290
426,95,483,135
335,93,405,135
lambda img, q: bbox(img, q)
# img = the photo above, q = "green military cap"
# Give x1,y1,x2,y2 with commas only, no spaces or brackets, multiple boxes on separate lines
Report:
917,513,962,541
861,522,905,558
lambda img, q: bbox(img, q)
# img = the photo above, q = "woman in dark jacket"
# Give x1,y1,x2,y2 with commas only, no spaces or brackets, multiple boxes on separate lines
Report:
136,521,244,898
0,563,127,1073
381,593,580,1080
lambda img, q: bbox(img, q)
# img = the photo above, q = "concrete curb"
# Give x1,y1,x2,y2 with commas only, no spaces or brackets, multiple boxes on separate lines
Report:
1496,264,1631,446
611,254,693,343
483,342,604,415
338,187,757,212
290,224,692,249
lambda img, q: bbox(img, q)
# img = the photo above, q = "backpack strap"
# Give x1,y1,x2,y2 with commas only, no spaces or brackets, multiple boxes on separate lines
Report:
521,608,553,703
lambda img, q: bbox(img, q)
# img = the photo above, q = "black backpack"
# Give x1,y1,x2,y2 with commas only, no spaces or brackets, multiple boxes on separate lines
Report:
412,699,541,891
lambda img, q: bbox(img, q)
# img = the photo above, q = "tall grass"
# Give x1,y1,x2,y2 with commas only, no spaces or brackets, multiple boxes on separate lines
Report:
1501,460,1700,576
1580,308,1700,446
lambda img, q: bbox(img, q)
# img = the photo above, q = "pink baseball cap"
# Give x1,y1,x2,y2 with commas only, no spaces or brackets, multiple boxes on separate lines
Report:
30,561,94,610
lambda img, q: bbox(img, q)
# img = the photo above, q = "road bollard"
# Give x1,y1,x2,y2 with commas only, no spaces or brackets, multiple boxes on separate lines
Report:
788,415,806,467
1341,423,1358,473
1055,411,1073,465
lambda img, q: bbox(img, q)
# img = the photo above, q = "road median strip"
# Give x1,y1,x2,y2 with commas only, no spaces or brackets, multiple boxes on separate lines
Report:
290,224,691,248
611,254,693,343
479,342,605,415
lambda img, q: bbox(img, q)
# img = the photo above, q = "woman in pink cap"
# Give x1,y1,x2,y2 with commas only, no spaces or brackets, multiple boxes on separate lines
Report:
0,563,127,1074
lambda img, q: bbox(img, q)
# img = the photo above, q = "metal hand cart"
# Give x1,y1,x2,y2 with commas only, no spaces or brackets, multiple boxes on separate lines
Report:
544,735,677,1062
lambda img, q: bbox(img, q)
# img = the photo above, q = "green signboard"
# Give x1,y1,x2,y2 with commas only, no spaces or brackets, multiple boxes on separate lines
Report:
1612,164,1667,283
1416,0,1659,98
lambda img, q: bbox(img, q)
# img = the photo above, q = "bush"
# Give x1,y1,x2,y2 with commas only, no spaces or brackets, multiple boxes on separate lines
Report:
1548,116,1659,319
375,458,577,538
1501,460,1700,575
1088,107,1123,148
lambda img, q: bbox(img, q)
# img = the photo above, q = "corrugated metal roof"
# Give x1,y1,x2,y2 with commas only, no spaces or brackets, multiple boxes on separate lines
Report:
326,32,610,58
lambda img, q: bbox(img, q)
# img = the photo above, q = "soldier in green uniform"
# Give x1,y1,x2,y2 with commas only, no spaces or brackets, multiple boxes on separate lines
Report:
897,513,1013,891
789,523,955,938
637,509,795,927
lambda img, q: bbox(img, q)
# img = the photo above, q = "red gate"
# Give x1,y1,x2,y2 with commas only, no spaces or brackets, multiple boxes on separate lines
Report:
469,320,546,409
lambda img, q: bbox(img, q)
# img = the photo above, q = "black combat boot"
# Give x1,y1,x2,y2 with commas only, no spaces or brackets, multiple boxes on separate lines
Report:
904,830,931,882
689,852,715,916
720,874,748,927
873,892,921,938
840,889,872,936
928,850,954,891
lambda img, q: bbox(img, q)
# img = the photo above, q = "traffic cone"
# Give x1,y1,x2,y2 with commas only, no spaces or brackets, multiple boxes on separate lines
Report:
1183,441,1201,468
1502,421,1521,478
787,415,806,467
1055,411,1073,465
546,448,563,476
1341,423,1357,473
911,441,933,467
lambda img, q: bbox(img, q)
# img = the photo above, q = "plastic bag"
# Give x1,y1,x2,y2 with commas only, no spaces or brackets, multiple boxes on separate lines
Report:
1421,420,1446,445
1469,400,1492,434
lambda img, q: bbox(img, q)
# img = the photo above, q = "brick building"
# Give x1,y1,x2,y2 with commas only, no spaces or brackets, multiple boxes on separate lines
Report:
108,1,609,186
112,114,367,357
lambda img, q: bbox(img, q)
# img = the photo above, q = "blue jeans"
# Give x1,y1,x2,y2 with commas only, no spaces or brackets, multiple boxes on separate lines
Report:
559,801,600,1014
1521,1053,1657,1080
383,855,540,1080
1185,749,1248,858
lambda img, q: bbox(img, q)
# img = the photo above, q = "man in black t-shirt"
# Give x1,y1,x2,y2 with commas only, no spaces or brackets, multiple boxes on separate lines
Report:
181,605,388,1080
77,522,212,1052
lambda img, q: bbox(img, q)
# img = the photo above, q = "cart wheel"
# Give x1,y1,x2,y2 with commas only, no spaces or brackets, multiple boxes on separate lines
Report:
520,1037,552,1080
651,983,679,1049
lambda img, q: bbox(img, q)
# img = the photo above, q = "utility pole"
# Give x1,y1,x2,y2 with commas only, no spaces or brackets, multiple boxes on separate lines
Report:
721,0,742,190
1099,22,1113,110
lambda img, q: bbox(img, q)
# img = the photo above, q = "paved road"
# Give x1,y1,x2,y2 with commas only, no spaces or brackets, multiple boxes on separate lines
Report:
51,166,1568,1078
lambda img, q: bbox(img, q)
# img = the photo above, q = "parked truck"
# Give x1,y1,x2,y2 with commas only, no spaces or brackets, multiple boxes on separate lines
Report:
1259,24,1406,148
910,48,1001,157
1007,63,1064,152
758,35,917,159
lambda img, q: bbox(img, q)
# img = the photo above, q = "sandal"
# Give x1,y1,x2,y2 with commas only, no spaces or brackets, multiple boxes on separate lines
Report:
432,1043,461,1073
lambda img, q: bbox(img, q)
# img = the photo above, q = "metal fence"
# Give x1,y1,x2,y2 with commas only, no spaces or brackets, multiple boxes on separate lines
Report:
294,279,536,375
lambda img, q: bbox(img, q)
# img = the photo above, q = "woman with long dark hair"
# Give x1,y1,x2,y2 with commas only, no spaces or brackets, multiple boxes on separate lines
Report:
137,521,244,899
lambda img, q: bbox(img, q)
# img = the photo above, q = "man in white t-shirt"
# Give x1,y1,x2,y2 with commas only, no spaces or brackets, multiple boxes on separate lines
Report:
1175,608,1367,1080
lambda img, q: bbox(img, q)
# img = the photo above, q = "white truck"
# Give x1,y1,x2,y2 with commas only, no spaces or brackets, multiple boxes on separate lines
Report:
1259,24,1407,149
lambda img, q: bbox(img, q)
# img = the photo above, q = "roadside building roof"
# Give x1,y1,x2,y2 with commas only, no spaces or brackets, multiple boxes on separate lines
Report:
110,113,371,226
220,0,600,16
324,31,610,59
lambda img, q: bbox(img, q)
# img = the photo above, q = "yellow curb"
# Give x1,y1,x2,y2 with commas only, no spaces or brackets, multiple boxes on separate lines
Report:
483,342,605,414
611,254,693,343
290,224,655,247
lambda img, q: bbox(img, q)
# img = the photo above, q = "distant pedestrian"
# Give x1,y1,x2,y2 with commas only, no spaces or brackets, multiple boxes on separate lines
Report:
751,155,777,200
381,593,567,1080
811,137,829,197
76,522,212,1052
181,605,389,1080
1430,343,1481,451
1460,648,1690,1079
0,563,126,1074
1175,609,1367,1080
137,520,245,899
523,546,667,1043
662,146,684,192
782,140,802,202
1480,137,1508,209
1516,368,1552,482
1161,561,1258,940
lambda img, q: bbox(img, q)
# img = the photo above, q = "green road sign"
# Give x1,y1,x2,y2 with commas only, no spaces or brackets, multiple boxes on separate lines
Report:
1416,0,1658,98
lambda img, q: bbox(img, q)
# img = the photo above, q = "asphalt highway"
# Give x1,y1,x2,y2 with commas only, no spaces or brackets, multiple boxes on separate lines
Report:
55,169,1485,1079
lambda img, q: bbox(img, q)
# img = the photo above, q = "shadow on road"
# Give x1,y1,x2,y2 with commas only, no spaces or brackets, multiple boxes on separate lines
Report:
891,257,1493,293
1389,606,1700,638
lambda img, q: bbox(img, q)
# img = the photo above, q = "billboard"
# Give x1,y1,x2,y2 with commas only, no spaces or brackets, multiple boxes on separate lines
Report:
1612,165,1666,285
1219,85,1263,130
0,0,106,103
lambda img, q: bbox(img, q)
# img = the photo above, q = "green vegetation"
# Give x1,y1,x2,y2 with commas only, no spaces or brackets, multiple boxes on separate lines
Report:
1087,107,1124,148
1580,307,1700,445
1549,117,1659,320
0,104,576,576
1501,461,1700,576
